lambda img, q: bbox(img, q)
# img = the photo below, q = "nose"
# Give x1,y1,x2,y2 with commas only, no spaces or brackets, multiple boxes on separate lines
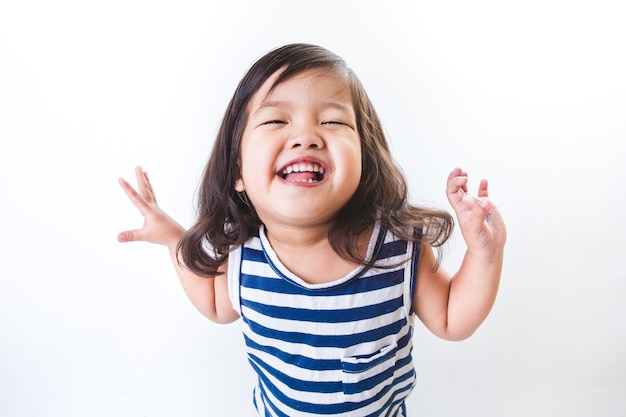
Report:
288,124,324,149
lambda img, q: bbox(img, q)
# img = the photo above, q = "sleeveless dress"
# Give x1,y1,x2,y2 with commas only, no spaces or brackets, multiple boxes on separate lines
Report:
228,222,421,416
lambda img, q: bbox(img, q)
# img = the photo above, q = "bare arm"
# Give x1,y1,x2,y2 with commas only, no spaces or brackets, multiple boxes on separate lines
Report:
118,166,239,324
414,168,506,341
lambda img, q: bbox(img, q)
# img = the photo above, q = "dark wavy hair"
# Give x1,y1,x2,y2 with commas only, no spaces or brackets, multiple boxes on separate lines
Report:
178,43,453,276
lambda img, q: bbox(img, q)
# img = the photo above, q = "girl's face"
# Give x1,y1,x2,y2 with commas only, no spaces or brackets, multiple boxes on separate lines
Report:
237,68,362,230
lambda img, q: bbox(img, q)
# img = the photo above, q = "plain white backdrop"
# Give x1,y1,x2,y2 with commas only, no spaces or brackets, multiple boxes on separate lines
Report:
1,1,625,416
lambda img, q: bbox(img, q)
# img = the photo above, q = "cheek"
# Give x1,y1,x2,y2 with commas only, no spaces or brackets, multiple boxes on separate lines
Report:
239,146,274,187
238,139,258,176
353,160,363,189
239,160,257,186
350,147,363,178
335,150,362,194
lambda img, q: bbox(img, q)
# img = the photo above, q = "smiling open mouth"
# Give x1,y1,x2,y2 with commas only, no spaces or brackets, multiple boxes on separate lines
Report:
280,162,326,183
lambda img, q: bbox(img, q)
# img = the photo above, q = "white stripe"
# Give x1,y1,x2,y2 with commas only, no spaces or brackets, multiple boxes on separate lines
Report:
242,259,283,279
241,304,405,337
227,244,243,314
248,343,341,382
242,254,411,281
246,236,264,251
240,282,404,310
403,241,416,319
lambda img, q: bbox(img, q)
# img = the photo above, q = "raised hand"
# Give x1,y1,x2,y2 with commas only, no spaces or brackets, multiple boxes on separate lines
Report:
117,166,186,247
446,167,506,255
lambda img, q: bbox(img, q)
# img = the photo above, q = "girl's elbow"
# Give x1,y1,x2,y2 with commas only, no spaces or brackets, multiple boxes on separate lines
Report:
214,313,240,325
201,307,240,324
427,320,479,341
440,327,477,341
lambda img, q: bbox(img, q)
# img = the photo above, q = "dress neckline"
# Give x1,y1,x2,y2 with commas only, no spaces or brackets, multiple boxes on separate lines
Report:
258,221,383,290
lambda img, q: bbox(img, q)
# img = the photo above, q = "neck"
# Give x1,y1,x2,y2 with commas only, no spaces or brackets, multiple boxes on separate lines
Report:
263,221,369,285
261,221,375,285
264,222,331,251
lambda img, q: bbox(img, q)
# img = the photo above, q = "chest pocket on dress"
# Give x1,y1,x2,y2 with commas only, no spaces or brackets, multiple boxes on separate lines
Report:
341,342,398,397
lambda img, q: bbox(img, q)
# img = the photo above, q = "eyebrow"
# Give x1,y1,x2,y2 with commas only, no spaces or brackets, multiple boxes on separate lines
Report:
254,100,353,113
255,101,287,111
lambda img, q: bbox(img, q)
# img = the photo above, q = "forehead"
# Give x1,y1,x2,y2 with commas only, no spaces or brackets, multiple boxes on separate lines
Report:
249,68,354,110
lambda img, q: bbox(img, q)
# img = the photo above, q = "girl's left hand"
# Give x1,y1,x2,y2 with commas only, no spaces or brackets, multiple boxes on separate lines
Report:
446,167,507,255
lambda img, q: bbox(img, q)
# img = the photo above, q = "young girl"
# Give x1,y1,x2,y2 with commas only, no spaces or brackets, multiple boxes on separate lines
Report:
118,43,506,416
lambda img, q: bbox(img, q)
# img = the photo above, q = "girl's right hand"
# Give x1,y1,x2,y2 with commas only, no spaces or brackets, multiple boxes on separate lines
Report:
117,166,186,247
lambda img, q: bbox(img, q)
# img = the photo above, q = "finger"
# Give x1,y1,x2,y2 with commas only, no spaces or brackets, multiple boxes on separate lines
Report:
456,168,469,192
447,167,462,180
477,179,489,198
446,168,469,204
118,177,151,216
144,170,155,196
446,169,467,190
135,166,157,203
135,166,148,197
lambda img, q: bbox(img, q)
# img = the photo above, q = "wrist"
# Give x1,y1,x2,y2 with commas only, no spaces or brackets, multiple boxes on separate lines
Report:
465,246,504,264
164,225,186,249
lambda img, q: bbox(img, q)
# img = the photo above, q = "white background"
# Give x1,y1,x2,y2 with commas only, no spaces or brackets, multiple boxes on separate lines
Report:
1,1,625,416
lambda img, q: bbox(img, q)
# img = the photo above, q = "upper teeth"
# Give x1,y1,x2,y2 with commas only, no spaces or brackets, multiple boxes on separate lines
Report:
282,163,325,175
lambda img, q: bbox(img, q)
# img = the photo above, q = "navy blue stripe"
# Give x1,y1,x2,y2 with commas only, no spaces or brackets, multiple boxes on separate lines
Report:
241,268,404,296
243,315,406,348
396,327,413,352
378,240,409,259
242,246,266,262
410,239,421,313
250,353,343,394
241,295,404,323
410,227,423,313
244,334,340,371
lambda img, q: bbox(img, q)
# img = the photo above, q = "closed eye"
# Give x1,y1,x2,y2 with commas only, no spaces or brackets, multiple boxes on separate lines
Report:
322,121,345,126
263,120,286,125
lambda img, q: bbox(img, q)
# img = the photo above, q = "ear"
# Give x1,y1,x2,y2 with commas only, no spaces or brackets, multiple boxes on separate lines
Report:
235,179,245,192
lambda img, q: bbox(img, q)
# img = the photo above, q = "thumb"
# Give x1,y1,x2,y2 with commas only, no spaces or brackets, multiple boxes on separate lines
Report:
117,229,143,243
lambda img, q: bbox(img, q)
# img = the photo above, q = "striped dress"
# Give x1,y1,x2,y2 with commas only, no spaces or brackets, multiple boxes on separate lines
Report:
228,222,421,416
